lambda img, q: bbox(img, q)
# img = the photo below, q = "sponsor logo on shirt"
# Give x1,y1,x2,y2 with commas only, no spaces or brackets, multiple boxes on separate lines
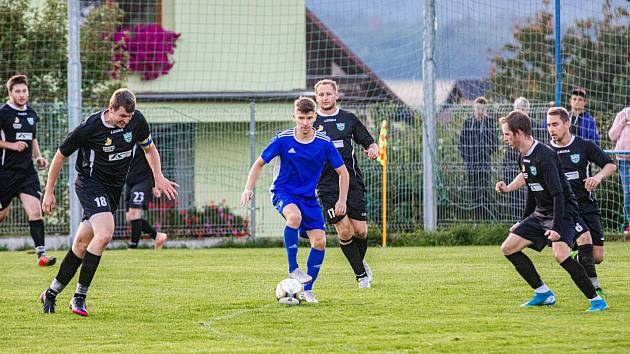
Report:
105,138,112,146
324,119,336,122
16,132,32,140
570,154,580,163
529,166,537,176
111,128,123,134
108,150,132,161
336,122,345,131
317,125,324,132
123,132,133,143
13,123,22,129
288,148,296,154
333,140,344,148
528,183,544,191
103,137,115,152
26,117,34,125
565,171,580,180
14,117,19,123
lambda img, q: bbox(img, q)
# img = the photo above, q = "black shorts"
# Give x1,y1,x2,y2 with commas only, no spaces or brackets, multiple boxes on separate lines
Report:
512,211,585,251
76,177,122,220
0,171,41,211
125,179,153,210
318,188,367,224
577,212,604,247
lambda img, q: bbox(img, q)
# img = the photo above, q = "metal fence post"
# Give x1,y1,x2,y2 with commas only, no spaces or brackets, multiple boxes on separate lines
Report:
422,0,437,231
249,100,257,239
67,0,82,244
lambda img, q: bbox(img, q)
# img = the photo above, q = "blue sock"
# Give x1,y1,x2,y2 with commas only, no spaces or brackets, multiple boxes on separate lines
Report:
284,226,299,272
304,248,325,291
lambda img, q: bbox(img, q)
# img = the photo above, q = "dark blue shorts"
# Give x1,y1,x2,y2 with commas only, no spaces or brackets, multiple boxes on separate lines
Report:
271,190,325,236
513,211,585,251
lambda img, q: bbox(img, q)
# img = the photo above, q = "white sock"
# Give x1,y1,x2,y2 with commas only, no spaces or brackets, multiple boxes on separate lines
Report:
590,295,603,302
534,284,550,294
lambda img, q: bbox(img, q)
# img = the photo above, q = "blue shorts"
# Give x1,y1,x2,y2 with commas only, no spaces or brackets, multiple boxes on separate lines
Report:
271,191,325,237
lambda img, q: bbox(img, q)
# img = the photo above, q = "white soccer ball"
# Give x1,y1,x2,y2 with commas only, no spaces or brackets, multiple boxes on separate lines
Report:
275,278,304,305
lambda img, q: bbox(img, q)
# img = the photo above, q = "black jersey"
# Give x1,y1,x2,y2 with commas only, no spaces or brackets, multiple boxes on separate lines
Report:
520,141,578,232
59,110,151,189
126,143,154,186
549,136,613,213
0,103,38,174
314,108,375,194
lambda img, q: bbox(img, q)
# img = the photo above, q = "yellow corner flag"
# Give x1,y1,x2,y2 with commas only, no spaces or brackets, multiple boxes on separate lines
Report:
376,120,387,166
377,120,387,247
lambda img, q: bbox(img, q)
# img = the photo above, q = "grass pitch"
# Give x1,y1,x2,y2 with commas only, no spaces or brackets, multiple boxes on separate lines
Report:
1,244,629,353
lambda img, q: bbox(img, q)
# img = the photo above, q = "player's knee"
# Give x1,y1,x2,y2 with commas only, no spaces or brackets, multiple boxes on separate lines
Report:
500,241,515,256
285,214,302,228
337,229,353,241
355,230,368,239
311,235,326,250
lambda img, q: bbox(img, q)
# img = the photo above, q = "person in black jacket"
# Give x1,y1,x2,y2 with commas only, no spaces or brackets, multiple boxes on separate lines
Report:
458,97,499,219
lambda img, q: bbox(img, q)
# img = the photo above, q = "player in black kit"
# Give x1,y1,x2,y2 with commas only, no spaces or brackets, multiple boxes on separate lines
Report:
499,107,616,296
39,89,178,316
495,110,608,311
0,75,55,266
313,79,379,288
125,143,167,250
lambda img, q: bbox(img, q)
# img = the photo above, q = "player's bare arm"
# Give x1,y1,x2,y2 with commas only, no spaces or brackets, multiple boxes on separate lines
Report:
241,157,266,206
583,162,616,192
143,144,179,200
334,164,349,216
42,149,67,214
0,140,28,151
31,138,48,170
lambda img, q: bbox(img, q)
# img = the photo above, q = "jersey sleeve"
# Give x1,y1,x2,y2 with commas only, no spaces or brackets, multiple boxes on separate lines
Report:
260,135,281,163
325,140,345,169
59,123,86,157
586,140,613,168
133,112,152,148
351,115,375,149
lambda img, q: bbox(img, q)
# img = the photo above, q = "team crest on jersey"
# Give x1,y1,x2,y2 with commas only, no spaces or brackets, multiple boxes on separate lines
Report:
27,117,34,125
317,125,324,132
336,122,345,131
530,166,538,176
123,132,133,143
570,154,580,164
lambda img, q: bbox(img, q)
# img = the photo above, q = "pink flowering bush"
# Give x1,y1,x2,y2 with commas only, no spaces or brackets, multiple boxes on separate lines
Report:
114,23,180,80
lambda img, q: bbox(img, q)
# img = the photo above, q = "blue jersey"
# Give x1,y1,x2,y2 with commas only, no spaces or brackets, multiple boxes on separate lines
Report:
261,128,344,198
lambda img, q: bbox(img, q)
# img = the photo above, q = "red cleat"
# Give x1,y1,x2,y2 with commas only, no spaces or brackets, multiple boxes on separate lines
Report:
38,255,57,267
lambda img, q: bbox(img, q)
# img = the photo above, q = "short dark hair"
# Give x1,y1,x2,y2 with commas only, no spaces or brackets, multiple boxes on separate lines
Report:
547,106,570,123
474,96,488,105
500,110,532,136
7,74,28,93
571,87,587,98
109,88,136,113
294,96,316,113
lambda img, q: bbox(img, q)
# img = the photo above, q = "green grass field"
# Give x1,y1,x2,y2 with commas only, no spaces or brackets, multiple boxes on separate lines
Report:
1,243,630,353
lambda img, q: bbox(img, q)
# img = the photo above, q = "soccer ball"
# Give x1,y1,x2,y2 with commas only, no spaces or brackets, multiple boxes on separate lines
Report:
275,278,304,305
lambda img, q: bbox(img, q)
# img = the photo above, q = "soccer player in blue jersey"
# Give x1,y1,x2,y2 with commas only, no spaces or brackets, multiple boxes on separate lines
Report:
240,97,349,303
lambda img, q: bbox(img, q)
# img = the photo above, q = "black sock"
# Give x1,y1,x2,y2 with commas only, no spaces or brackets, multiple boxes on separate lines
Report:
577,244,597,279
505,251,544,289
130,219,142,248
75,251,101,298
560,257,597,299
354,236,368,260
141,219,157,239
53,250,83,290
339,238,366,279
29,219,45,257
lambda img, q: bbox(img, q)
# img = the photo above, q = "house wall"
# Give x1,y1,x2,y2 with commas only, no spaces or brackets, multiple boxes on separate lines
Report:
128,0,307,93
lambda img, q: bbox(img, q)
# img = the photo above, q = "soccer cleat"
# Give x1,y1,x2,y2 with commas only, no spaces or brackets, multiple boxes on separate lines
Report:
303,290,318,303
363,260,373,283
569,250,578,260
520,291,556,307
69,297,89,317
624,225,630,235
595,288,607,297
289,268,313,284
39,290,56,314
358,276,371,289
154,232,168,251
38,255,57,267
586,299,609,312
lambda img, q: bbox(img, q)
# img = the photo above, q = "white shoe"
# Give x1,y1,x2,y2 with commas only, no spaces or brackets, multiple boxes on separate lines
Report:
154,232,168,251
363,260,373,283
289,268,313,284
303,290,318,303
358,276,371,289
